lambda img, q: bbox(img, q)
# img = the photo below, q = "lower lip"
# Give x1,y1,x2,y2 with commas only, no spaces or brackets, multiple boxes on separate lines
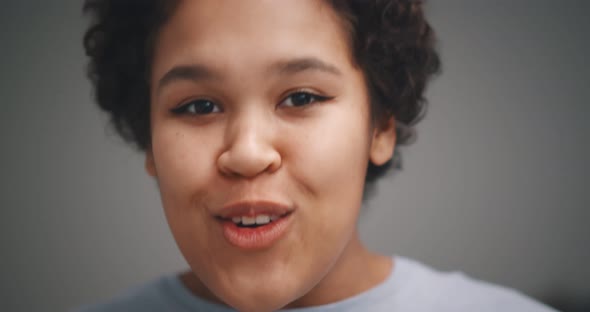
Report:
221,214,292,250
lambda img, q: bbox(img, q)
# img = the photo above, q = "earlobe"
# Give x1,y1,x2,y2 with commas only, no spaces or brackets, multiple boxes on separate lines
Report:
145,150,157,177
369,117,396,166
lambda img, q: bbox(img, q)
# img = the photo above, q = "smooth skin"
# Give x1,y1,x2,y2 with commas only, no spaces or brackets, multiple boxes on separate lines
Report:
145,1,397,311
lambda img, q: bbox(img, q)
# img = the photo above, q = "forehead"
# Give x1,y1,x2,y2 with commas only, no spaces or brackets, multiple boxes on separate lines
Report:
151,0,354,83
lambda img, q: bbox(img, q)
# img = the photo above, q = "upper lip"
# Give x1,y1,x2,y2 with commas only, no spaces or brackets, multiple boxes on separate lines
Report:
216,200,294,219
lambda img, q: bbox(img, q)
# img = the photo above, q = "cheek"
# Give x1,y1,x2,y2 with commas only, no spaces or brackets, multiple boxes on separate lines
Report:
151,121,219,193
149,120,233,271
286,107,371,229
275,106,372,286
149,121,221,232
292,106,370,192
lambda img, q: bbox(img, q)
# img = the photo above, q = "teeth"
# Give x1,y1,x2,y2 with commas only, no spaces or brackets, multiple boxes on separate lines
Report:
241,216,256,225
255,215,270,225
228,214,282,225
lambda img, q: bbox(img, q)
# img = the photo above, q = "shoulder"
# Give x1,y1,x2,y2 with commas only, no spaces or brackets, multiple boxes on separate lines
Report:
73,276,178,312
393,257,559,312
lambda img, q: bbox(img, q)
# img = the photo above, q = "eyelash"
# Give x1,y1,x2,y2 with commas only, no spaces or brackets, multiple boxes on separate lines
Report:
170,90,333,116
170,98,220,115
279,90,332,108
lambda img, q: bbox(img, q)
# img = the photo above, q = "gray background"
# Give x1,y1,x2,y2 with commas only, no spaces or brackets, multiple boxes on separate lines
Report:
1,1,588,311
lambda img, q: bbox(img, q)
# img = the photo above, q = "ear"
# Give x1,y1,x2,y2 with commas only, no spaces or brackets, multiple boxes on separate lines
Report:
369,117,396,166
145,149,157,177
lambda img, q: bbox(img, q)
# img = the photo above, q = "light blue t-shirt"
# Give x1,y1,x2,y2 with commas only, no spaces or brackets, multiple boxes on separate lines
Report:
77,256,557,312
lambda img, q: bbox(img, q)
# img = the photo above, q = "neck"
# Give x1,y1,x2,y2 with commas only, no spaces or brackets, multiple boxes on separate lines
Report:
180,231,393,309
285,232,393,308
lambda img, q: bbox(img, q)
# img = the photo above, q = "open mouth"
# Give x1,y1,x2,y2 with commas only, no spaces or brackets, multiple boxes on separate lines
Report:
216,211,293,249
214,200,295,249
216,212,292,228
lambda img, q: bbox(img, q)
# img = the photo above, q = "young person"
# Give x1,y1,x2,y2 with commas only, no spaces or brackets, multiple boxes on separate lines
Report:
80,0,557,311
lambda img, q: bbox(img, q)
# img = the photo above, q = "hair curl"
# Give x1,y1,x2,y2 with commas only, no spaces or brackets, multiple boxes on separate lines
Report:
83,0,440,186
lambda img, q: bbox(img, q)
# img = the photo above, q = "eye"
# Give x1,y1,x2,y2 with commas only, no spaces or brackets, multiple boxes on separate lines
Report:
279,91,332,108
170,99,221,115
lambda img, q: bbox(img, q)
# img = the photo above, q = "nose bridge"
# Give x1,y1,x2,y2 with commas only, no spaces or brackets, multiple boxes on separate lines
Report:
228,106,271,147
218,105,280,177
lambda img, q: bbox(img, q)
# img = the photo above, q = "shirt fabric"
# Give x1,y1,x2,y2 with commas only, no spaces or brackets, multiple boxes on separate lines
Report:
76,256,558,312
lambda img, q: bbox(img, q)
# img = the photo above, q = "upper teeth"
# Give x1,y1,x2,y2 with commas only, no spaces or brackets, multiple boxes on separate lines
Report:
232,215,275,225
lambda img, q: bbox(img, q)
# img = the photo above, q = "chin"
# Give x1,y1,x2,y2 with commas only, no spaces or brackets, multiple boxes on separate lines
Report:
226,299,288,312
212,273,307,312
220,288,296,312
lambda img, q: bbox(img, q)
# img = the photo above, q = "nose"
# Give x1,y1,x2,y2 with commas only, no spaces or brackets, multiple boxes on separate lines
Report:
217,112,281,178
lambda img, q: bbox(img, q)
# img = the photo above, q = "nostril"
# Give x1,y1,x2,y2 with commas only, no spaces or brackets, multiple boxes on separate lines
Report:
217,145,282,178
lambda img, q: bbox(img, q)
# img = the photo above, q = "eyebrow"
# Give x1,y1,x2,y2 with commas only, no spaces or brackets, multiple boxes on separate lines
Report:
157,57,342,92
157,64,219,92
271,57,343,77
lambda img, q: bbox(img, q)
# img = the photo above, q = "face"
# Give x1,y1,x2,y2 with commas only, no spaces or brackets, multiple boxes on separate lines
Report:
146,0,395,311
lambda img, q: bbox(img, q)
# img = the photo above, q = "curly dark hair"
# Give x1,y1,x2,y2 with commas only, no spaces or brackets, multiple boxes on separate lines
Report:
83,0,440,185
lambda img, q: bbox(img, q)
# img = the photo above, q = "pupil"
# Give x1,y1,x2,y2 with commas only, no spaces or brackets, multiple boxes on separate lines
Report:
292,93,312,106
192,100,214,114
197,101,214,113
